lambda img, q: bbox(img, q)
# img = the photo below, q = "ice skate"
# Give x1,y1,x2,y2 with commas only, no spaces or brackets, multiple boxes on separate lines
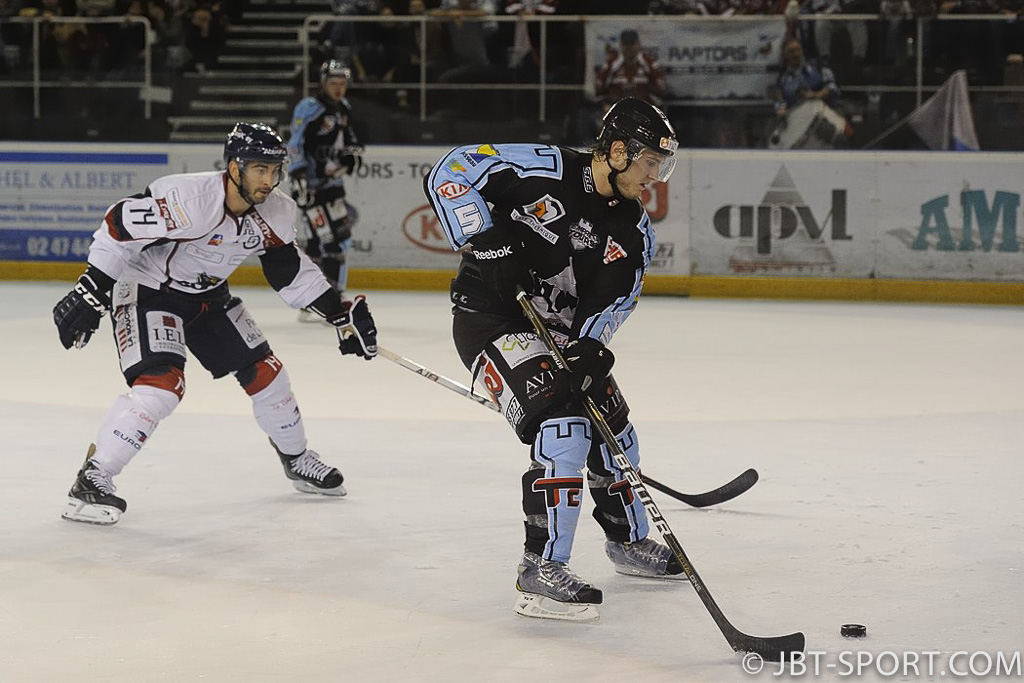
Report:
61,445,126,525
605,537,686,579
273,441,346,496
514,551,602,622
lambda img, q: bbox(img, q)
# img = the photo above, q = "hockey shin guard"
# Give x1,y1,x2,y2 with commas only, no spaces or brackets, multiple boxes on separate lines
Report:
92,380,182,476
240,356,306,456
522,416,591,563
589,422,649,543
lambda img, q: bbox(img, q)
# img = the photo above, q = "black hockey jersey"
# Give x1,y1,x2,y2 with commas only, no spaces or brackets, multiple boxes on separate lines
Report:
423,144,654,345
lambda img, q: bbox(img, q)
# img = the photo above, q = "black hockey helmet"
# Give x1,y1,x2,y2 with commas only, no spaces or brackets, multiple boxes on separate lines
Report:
320,59,352,84
223,122,288,166
597,98,678,181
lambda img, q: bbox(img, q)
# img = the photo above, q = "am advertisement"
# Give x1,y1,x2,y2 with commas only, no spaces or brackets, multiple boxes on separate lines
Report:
873,153,1024,281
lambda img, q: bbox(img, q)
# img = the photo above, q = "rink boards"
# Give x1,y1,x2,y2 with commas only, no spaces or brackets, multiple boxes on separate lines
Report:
0,142,1021,304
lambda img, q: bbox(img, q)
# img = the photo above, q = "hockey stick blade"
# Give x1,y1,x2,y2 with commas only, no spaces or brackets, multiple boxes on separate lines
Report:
642,469,759,508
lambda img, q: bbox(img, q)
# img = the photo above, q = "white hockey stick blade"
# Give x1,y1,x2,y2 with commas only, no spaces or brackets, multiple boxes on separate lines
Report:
61,498,121,525
513,593,600,622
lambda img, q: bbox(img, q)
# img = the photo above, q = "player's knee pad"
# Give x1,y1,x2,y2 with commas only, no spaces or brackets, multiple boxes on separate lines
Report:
522,416,592,562
236,354,285,396
130,365,185,418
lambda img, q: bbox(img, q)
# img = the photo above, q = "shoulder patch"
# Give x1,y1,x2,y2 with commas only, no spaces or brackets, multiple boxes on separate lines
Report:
602,235,627,264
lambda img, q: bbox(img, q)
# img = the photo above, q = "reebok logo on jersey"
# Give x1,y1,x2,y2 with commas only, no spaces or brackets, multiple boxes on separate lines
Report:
603,236,627,264
437,180,471,200
472,245,513,260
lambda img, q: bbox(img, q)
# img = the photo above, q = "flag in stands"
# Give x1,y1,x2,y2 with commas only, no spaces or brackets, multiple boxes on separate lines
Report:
907,70,980,151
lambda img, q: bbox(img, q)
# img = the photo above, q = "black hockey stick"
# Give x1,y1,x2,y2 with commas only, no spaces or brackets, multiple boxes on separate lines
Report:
643,469,759,509
516,291,804,662
377,345,756,509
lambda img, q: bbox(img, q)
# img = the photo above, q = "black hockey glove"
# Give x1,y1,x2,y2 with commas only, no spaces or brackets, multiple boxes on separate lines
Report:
327,294,378,360
53,266,115,350
333,146,364,176
291,169,313,208
563,337,615,399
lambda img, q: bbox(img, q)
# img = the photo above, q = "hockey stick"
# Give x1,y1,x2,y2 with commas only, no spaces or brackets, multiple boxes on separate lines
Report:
376,345,757,509
516,291,804,662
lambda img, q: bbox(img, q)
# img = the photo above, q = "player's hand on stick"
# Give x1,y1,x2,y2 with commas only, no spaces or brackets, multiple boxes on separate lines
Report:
327,294,378,360
53,266,113,350
562,336,614,399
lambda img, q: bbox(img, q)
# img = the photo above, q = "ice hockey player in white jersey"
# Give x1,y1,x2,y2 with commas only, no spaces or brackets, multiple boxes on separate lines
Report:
422,99,685,622
52,122,378,526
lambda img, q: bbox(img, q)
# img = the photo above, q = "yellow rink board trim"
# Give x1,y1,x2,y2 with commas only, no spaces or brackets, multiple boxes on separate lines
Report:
2,261,1022,305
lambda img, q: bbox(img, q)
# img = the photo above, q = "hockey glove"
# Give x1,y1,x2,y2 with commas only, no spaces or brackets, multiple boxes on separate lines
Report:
563,337,615,399
53,266,114,350
291,169,313,207
335,146,364,176
327,294,378,360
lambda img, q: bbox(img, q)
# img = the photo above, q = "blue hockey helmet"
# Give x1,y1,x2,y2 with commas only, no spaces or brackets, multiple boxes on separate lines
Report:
223,122,288,166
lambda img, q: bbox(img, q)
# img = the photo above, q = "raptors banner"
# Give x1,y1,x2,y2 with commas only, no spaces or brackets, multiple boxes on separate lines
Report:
584,17,786,100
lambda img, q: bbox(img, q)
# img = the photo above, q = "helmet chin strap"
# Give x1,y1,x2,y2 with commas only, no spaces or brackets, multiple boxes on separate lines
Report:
606,156,632,202
228,162,260,208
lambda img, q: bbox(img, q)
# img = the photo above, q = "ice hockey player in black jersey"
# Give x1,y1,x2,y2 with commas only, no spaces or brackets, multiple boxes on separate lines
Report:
287,59,364,313
422,98,684,621
53,122,378,526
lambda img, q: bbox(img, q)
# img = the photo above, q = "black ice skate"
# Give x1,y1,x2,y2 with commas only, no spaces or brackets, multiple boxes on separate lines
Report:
61,445,127,526
271,441,346,496
514,551,603,622
605,537,686,579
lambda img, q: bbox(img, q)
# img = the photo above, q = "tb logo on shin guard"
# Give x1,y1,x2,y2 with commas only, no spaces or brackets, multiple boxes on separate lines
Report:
533,476,584,508
608,479,635,506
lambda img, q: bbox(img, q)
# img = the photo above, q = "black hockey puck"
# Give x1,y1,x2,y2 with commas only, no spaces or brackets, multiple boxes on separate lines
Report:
841,624,867,638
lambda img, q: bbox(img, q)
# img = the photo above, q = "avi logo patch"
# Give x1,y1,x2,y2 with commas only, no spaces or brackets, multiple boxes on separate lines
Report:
207,234,223,246
602,236,627,264
510,194,565,244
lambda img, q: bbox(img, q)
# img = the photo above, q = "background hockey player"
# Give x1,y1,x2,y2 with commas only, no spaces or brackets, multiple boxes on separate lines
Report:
287,59,364,314
422,98,684,622
52,122,378,526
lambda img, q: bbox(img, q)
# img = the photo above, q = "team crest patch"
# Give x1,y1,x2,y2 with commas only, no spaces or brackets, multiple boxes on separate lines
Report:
603,236,627,264
510,194,564,244
569,218,599,250
207,234,223,246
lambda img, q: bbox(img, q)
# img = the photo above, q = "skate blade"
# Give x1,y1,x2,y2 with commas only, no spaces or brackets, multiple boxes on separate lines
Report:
291,480,347,497
61,499,121,525
513,592,600,622
613,566,688,580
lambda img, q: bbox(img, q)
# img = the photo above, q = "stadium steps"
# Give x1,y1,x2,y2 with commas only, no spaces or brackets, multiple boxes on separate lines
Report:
169,0,332,142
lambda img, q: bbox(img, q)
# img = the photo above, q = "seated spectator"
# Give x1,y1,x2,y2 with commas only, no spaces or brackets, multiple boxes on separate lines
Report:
182,0,227,72
500,0,557,77
773,38,840,116
430,0,498,83
594,28,667,110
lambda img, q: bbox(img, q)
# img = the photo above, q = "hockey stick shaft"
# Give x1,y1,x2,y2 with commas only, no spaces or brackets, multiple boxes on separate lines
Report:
376,345,756,509
516,291,803,661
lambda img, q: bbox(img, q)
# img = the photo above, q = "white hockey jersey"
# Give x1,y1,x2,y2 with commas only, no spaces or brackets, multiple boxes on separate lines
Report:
87,171,331,308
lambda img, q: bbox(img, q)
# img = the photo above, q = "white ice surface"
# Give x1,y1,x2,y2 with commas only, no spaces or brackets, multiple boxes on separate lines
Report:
1,283,1022,682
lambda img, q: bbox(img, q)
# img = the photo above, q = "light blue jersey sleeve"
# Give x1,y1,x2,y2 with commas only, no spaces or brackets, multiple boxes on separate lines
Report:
423,143,564,250
286,97,324,174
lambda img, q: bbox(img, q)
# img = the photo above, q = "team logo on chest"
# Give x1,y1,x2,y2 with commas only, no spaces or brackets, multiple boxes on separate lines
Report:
239,219,262,249
603,236,628,264
569,218,600,251
510,194,565,245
